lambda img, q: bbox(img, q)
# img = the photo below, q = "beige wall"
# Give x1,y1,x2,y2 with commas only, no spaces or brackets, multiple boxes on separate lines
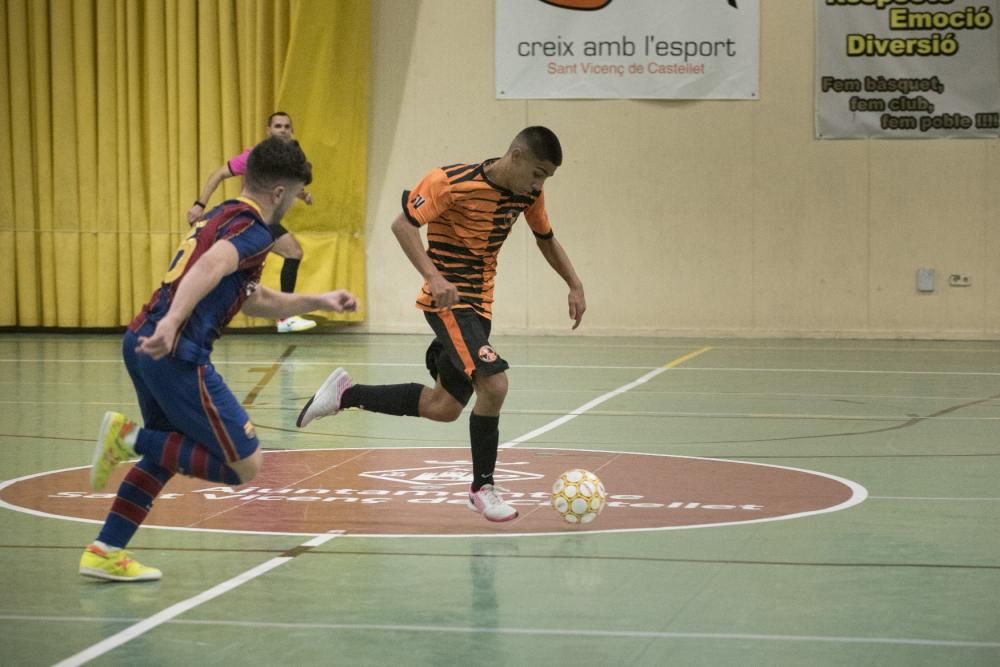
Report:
365,0,1000,339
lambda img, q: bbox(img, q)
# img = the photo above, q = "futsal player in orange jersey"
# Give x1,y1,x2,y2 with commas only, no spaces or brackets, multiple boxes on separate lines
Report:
298,126,586,522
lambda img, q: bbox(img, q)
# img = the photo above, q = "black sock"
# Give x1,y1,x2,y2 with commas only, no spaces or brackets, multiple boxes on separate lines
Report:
280,258,301,293
469,413,500,491
341,383,423,417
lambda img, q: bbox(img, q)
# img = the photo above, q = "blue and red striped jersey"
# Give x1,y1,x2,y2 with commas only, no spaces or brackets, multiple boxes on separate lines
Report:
129,197,273,363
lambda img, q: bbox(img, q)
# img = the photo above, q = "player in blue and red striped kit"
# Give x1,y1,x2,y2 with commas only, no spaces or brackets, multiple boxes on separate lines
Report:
79,137,357,581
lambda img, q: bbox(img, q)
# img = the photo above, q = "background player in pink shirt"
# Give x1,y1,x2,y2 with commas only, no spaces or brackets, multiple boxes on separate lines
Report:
188,112,317,333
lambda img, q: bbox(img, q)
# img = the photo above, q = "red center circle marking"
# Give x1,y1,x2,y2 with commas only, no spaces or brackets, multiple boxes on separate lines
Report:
0,448,866,537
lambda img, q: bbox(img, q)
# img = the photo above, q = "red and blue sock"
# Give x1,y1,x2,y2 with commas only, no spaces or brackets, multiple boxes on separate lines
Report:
95,429,242,548
96,457,173,548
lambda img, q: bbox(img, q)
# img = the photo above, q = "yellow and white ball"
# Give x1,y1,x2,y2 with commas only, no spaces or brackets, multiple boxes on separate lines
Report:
551,469,607,524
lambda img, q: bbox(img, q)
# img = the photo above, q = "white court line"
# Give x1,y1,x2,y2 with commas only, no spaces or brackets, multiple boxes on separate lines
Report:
46,346,703,662
501,346,713,448
29,343,969,661
7,357,1000,377
686,366,1000,377
190,450,374,528
870,496,1000,501
10,615,997,649
3,340,1000,354
53,531,343,667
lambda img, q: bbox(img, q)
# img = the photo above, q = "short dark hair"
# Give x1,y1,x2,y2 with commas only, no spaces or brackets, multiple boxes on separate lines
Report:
267,111,292,126
246,136,312,190
516,126,562,166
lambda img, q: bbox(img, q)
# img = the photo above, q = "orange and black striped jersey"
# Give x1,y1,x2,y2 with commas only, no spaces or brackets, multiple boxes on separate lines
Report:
402,158,553,319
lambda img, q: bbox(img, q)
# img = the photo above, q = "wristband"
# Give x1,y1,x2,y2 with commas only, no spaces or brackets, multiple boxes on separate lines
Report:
193,200,206,208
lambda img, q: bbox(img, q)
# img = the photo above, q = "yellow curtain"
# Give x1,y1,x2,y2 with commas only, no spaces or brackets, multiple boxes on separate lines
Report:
0,0,368,328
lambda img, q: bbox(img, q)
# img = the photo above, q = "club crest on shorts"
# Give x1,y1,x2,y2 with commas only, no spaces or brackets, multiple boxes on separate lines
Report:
243,421,256,439
478,345,498,363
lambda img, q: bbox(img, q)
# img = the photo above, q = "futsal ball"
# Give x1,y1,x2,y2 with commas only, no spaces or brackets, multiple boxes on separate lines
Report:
551,469,606,524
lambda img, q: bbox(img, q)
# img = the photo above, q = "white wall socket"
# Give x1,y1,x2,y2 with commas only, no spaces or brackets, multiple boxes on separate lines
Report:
948,273,971,287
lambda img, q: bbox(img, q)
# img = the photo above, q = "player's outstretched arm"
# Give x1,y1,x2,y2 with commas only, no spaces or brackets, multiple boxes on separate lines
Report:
241,285,358,320
187,164,234,224
536,236,586,329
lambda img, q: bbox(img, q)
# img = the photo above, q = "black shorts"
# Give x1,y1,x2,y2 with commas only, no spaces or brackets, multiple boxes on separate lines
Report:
423,309,509,405
269,222,290,240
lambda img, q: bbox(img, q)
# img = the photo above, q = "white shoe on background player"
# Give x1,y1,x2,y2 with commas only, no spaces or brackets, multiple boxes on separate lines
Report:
277,316,317,333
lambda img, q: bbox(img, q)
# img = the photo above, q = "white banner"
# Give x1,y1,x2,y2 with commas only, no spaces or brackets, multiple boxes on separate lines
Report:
495,0,759,100
816,0,1000,139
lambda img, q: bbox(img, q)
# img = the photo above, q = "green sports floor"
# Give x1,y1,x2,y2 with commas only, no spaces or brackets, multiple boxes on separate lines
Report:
1,331,998,666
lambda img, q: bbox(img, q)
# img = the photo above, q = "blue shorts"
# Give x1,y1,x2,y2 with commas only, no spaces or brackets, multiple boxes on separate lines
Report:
122,329,258,463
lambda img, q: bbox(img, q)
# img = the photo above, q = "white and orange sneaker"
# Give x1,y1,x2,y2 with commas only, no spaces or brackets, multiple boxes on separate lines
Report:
297,368,354,427
467,484,518,522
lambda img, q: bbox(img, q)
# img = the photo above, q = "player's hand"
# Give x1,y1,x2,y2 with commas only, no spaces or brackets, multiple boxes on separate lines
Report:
318,290,358,313
568,285,586,330
186,205,203,225
135,319,180,360
428,274,459,309
322,290,358,313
